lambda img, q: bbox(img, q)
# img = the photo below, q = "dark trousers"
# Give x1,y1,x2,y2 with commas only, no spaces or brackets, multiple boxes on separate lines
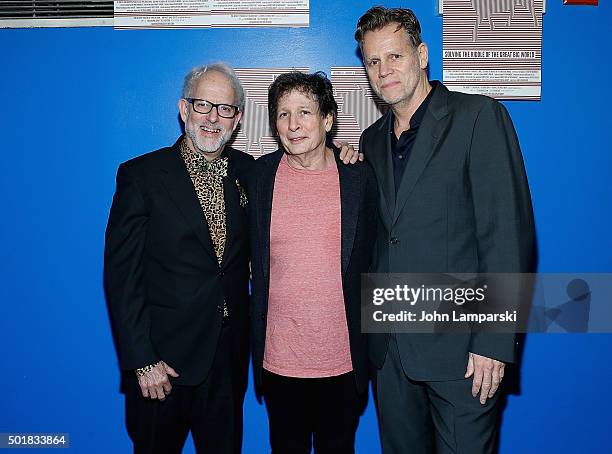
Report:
125,325,241,454
374,334,501,454
262,370,365,454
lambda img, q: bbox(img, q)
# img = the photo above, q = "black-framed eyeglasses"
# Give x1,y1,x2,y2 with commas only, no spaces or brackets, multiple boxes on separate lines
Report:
186,98,239,119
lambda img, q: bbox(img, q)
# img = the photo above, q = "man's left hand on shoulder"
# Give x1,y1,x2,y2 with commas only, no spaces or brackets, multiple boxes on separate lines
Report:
465,352,505,405
334,140,364,164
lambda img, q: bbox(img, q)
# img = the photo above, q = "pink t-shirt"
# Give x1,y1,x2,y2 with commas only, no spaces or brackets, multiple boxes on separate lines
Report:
263,154,353,378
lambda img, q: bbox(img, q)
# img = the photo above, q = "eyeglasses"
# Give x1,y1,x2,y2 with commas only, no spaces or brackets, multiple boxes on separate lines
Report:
186,98,239,119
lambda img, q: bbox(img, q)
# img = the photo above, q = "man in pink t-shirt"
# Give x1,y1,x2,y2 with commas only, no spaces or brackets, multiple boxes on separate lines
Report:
249,71,377,453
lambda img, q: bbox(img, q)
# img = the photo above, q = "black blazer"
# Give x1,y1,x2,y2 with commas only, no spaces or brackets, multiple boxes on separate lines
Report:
249,148,377,394
104,137,254,388
362,82,535,381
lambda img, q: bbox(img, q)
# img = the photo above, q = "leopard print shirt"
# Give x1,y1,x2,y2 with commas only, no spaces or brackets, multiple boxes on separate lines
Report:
180,139,227,265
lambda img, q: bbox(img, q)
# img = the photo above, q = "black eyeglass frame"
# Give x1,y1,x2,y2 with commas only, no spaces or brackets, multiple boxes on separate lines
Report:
185,98,240,119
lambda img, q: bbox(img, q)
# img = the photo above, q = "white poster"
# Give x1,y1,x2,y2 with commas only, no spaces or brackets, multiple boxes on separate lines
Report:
330,67,386,152
114,0,309,30
443,0,543,100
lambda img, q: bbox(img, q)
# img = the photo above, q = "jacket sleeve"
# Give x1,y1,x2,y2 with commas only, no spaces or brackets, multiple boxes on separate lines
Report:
467,99,535,363
104,162,158,371
364,161,379,272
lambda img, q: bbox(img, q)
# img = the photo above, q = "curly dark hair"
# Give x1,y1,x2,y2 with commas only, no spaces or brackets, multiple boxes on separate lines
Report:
354,6,422,50
268,71,338,136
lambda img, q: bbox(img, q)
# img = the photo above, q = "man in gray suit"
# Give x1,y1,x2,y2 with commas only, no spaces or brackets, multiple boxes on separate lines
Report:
355,6,535,454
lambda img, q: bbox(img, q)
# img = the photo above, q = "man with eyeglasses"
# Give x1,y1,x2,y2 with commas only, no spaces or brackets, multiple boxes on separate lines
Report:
104,62,253,453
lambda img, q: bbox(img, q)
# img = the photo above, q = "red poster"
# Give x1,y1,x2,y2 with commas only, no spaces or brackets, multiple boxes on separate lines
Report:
564,0,598,5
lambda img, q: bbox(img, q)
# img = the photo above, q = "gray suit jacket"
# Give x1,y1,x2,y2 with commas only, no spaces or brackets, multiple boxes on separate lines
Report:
362,81,535,381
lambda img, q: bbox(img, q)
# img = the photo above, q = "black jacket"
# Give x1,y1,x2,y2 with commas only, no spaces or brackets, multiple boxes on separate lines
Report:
363,82,535,380
104,137,254,390
248,148,377,394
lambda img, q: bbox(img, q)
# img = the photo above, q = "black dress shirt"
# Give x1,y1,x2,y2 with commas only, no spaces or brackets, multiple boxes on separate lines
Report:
390,85,436,194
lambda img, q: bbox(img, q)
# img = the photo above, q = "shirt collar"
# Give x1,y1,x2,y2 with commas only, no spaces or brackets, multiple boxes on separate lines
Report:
389,82,437,135
180,137,228,172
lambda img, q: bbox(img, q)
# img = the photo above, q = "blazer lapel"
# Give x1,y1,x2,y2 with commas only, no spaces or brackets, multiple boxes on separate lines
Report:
367,111,395,229
392,83,450,224
257,150,284,283
221,159,241,266
335,153,361,277
158,140,217,262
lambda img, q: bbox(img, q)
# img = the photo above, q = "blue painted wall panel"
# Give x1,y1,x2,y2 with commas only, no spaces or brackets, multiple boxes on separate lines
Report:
1,1,610,452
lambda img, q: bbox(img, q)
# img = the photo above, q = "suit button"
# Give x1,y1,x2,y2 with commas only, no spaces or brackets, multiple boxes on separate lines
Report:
261,314,266,320
218,270,224,277
390,237,399,245
217,305,223,313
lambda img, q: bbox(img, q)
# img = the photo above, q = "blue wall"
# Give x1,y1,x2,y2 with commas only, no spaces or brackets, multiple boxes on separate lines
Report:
1,1,611,452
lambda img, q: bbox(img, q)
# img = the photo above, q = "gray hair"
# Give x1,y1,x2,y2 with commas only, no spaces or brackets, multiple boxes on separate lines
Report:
181,62,245,112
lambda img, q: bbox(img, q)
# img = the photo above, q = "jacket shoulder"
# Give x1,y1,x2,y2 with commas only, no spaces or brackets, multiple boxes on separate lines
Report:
341,157,374,176
257,149,282,163
118,145,175,174
362,111,389,139
446,90,504,115
252,149,283,171
226,146,255,164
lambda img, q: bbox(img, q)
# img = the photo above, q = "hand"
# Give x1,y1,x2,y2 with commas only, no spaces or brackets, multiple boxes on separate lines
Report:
334,140,364,164
465,352,505,405
137,361,179,401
